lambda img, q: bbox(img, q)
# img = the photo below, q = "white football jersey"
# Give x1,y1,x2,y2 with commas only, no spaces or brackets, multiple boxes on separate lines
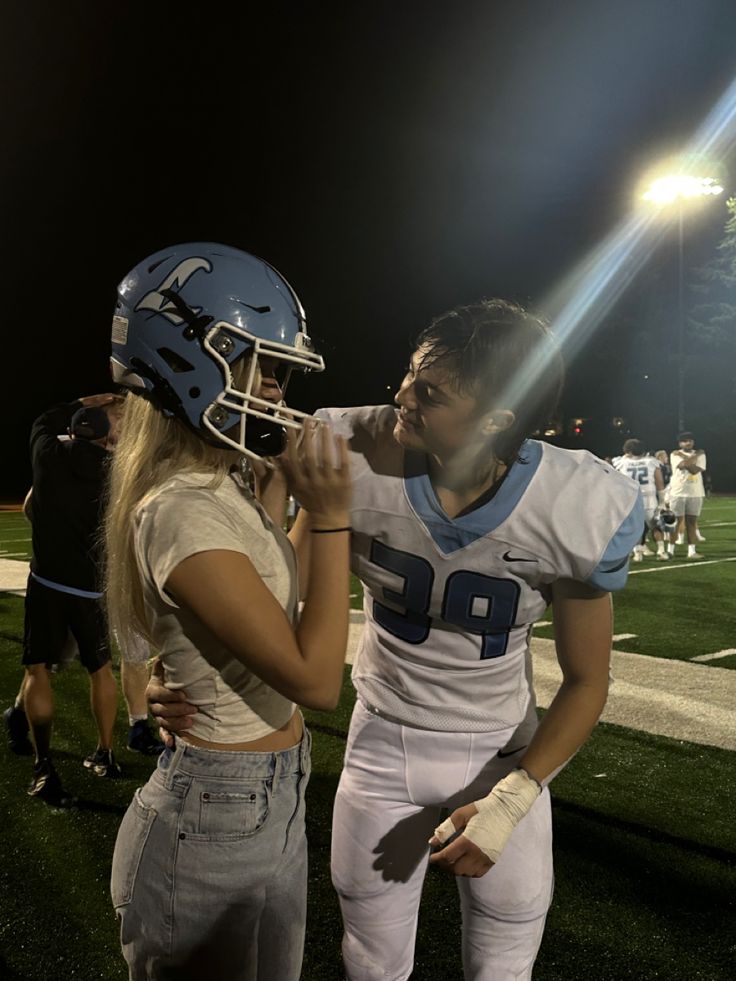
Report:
613,455,661,509
316,406,644,733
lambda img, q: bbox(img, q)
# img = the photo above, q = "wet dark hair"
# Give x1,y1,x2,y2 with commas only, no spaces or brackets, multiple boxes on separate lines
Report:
414,298,564,464
623,438,645,455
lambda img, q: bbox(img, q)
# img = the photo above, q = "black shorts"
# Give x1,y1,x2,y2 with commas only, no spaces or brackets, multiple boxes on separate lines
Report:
23,575,111,674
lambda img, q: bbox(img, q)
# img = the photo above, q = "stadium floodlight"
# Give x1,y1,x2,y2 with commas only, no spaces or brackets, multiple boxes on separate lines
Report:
641,170,725,431
642,175,724,204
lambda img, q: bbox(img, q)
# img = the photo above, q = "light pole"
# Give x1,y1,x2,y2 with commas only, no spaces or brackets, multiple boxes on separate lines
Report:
642,174,724,432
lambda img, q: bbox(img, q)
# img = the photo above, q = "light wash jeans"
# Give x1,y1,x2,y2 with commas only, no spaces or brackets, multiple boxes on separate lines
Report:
111,730,311,980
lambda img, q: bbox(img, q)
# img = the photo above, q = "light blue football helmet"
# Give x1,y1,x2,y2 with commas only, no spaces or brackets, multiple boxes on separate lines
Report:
110,243,324,457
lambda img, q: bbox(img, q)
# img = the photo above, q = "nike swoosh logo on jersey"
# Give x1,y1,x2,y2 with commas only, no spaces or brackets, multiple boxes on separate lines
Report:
497,744,528,758
502,550,536,563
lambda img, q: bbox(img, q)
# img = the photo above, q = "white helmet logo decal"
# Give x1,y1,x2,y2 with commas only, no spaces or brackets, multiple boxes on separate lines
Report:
135,257,213,324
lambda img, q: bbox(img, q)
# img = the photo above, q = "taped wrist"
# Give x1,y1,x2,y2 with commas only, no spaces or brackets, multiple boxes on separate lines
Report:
462,768,541,863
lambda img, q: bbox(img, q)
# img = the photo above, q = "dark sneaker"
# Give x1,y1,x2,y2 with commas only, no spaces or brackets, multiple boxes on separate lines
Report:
127,721,164,756
27,759,73,807
84,748,122,778
4,705,33,756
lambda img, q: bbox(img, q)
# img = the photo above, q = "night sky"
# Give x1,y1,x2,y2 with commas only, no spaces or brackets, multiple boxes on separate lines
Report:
4,0,736,497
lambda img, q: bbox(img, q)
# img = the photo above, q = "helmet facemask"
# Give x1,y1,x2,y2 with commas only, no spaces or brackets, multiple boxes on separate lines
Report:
201,323,324,459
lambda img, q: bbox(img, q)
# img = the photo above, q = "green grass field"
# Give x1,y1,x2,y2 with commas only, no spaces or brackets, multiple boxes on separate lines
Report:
1,500,735,979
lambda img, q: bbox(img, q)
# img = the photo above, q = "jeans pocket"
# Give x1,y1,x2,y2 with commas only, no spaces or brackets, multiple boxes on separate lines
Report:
193,778,272,840
111,788,157,908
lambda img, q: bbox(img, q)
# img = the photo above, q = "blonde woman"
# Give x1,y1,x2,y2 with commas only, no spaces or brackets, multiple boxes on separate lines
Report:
106,243,351,981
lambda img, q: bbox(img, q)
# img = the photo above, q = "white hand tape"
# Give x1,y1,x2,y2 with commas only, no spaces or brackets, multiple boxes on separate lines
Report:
461,769,541,863
432,815,458,845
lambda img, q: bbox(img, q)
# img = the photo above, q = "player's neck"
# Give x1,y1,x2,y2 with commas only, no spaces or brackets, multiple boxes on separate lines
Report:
428,452,507,519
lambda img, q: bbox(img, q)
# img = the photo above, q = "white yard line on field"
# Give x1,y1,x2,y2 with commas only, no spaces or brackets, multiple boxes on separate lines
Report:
629,556,736,575
612,633,637,641
691,649,736,663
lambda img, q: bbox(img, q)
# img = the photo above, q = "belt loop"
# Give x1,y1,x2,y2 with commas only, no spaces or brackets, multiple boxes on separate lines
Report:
163,738,186,791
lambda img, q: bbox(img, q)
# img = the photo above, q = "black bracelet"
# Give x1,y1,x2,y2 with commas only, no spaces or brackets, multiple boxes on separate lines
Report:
310,526,352,534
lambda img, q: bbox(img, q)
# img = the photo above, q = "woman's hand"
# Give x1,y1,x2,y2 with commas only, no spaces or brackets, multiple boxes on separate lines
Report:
280,420,351,528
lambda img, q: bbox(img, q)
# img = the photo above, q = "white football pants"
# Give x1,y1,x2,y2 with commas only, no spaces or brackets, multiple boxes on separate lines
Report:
331,699,553,981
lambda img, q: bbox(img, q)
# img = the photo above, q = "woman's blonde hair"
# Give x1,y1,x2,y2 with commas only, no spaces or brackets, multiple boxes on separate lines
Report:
105,391,242,652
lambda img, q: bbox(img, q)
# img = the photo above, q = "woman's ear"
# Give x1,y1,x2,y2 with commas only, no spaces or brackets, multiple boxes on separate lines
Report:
481,409,515,435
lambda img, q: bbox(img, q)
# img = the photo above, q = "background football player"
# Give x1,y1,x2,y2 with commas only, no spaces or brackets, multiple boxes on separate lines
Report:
613,438,670,561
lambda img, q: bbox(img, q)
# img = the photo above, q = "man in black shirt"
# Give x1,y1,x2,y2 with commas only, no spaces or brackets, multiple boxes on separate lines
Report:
16,394,122,805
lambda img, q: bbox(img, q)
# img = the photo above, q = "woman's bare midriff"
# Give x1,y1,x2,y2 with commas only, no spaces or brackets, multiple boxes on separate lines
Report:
178,709,303,752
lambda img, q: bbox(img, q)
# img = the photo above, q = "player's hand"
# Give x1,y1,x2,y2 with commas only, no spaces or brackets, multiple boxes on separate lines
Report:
252,454,289,496
147,658,197,748
428,803,494,878
280,420,351,526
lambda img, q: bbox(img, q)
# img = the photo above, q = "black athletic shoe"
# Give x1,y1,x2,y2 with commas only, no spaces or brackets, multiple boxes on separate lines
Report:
4,705,33,756
27,759,73,807
83,748,122,778
127,721,164,756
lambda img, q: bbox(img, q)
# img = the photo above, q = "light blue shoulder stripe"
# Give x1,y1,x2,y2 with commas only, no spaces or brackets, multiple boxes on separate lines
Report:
403,440,544,554
586,495,645,592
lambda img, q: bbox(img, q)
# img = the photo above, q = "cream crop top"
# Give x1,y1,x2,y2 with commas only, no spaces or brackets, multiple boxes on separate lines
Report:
134,469,298,743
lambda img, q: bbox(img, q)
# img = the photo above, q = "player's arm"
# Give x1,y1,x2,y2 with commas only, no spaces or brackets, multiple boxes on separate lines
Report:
519,579,611,781
654,465,665,502
430,579,612,879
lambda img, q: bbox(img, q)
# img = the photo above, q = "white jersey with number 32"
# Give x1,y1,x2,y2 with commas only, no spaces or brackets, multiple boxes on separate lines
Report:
316,406,643,733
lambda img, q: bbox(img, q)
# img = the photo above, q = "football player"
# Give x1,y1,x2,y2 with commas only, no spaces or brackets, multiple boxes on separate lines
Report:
613,438,670,560
150,298,643,981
